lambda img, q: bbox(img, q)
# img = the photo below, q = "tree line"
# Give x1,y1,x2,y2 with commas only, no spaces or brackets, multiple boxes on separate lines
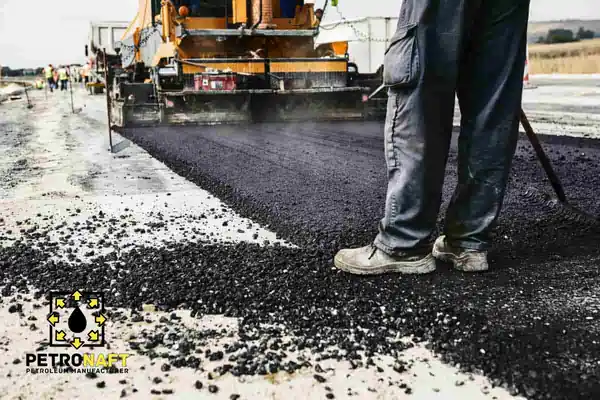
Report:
537,27,596,44
1,67,45,77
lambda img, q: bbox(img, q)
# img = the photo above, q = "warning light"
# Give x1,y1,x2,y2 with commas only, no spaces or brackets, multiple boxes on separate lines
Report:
362,94,369,103
179,6,190,17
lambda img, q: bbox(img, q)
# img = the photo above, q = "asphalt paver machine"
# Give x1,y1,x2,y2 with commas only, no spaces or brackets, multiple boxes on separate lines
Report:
108,0,374,127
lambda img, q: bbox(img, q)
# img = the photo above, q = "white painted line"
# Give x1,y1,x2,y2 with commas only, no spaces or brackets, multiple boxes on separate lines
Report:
531,73,600,80
0,90,295,261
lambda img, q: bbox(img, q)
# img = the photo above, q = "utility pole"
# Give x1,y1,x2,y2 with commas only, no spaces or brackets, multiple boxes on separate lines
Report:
69,69,75,113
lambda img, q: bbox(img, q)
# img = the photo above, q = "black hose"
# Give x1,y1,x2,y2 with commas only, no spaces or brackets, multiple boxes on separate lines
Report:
322,0,329,15
151,0,158,26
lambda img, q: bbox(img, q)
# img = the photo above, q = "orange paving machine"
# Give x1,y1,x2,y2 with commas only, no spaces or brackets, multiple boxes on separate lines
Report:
109,0,374,127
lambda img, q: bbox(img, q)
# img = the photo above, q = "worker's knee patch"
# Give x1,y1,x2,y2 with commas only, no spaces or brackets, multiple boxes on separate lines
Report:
383,24,420,89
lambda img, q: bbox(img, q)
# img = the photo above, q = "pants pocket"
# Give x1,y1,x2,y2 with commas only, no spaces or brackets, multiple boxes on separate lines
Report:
383,23,420,88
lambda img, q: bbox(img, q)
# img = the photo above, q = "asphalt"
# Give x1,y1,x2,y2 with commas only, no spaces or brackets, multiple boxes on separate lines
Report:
1,83,600,400
113,118,600,400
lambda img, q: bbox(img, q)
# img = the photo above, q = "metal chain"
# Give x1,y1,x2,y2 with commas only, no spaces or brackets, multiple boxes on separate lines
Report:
318,6,393,43
119,27,160,55
117,26,159,65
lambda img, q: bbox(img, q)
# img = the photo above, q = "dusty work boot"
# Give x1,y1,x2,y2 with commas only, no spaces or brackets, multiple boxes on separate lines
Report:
432,235,489,272
334,244,436,275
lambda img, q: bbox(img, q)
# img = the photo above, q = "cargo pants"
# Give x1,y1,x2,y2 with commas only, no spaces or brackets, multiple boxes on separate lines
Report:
374,0,531,254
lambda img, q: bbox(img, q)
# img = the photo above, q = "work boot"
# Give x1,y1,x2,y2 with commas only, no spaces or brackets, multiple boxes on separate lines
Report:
432,235,489,272
334,244,436,275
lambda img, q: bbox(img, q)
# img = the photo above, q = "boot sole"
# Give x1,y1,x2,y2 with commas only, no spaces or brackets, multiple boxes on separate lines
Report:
432,245,489,272
334,253,436,275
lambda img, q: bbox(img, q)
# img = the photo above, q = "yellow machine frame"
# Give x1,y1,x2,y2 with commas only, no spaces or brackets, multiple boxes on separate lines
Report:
123,0,329,71
110,0,370,127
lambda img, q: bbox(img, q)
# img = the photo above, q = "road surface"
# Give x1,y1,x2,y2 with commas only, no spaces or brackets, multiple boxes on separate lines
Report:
1,77,599,400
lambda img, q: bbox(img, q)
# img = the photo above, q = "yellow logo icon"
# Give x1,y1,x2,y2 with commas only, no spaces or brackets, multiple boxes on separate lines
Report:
47,290,107,350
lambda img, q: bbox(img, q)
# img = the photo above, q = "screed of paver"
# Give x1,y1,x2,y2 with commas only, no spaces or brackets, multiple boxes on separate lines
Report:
0,292,523,400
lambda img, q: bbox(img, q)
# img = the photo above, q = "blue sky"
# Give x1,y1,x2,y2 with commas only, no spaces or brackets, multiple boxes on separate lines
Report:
1,0,599,68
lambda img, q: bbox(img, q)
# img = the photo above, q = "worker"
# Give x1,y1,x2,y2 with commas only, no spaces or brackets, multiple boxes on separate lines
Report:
334,0,531,274
53,69,60,90
44,64,55,92
58,65,69,91
82,63,91,85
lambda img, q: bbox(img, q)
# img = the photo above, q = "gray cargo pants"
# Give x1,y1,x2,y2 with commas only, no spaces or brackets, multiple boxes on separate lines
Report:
374,0,530,254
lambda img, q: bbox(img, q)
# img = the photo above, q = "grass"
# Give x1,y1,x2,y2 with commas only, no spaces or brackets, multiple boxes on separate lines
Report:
528,38,600,74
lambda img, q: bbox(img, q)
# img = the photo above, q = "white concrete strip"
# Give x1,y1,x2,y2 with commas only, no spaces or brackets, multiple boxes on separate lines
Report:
451,81,600,139
452,114,600,139
0,89,292,258
531,74,600,80
0,292,525,400
519,110,600,122
517,122,600,139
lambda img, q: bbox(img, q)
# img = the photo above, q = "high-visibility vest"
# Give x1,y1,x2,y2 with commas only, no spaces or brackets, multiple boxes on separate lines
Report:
45,67,53,79
59,69,68,80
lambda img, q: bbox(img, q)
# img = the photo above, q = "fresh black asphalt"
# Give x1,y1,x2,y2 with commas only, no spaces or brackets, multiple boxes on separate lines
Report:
118,121,600,399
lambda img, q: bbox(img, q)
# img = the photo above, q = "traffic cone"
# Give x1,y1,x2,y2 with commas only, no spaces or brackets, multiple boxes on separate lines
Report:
523,44,536,89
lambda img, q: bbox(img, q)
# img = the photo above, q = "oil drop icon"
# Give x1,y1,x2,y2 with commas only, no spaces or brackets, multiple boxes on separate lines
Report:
68,306,87,333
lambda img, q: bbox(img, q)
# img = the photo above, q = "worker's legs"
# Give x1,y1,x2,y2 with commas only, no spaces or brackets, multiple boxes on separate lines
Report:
442,0,530,251
373,0,472,255
47,78,54,92
334,0,473,275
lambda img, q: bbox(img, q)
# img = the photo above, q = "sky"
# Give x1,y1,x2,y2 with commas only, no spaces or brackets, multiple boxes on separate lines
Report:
1,0,599,68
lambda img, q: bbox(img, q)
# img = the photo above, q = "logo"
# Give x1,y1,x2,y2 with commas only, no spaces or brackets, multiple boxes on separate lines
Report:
47,290,106,349
25,290,130,375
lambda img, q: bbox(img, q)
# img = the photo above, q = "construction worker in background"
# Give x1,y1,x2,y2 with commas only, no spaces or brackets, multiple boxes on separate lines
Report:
334,0,531,275
44,64,55,92
58,65,69,91
83,63,91,85
53,69,59,90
